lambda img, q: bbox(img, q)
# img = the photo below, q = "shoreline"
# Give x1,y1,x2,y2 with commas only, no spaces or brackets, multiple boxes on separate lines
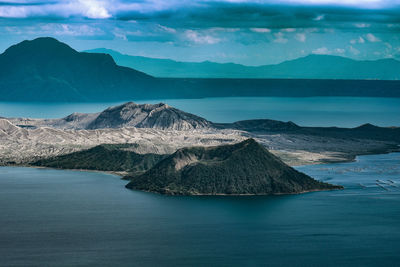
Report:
2,150,399,197
284,146,400,167
2,165,126,178
125,186,344,197
3,148,399,175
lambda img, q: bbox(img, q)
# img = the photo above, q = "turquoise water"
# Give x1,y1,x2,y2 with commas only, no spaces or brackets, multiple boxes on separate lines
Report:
1,153,400,266
1,97,400,127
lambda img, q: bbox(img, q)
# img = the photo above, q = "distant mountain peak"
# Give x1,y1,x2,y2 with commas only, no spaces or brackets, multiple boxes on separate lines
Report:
0,37,157,102
89,101,210,130
355,123,380,130
3,37,76,56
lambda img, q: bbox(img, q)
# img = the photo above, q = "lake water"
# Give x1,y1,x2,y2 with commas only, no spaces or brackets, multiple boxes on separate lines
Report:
1,97,400,127
1,153,400,266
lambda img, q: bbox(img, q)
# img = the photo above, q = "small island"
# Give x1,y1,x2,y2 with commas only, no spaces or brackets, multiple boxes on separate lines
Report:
125,139,343,195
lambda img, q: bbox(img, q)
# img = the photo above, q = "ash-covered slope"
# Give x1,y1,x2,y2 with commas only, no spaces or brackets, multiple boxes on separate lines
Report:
126,139,342,195
10,102,212,131
87,102,211,130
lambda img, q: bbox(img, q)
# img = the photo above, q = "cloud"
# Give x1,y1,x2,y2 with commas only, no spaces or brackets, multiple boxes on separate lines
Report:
51,23,105,36
311,47,345,55
273,32,288,43
157,24,176,34
335,48,345,53
350,36,365,44
313,14,325,21
349,45,360,55
365,33,381,42
295,33,306,42
80,0,110,19
312,47,331,54
0,0,111,19
354,23,371,28
4,22,105,36
250,28,271,33
282,28,296,32
0,0,399,65
184,30,221,44
275,0,399,9
1,0,399,33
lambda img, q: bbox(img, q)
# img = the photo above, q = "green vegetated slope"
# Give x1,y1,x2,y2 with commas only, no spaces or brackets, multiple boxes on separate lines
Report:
126,139,342,195
32,144,166,174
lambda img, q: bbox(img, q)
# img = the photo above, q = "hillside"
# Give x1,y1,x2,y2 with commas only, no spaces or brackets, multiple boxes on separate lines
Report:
86,102,211,130
1,38,400,102
125,139,343,195
10,102,211,131
216,119,400,142
88,48,400,80
32,144,166,174
0,37,158,102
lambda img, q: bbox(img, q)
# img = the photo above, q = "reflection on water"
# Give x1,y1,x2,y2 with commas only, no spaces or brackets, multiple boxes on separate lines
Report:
296,153,400,194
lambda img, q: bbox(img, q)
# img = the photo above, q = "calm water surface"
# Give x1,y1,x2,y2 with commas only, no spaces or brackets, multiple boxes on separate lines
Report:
1,153,400,266
1,97,399,127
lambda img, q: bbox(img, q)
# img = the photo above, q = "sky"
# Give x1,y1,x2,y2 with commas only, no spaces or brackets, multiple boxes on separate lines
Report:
1,0,400,65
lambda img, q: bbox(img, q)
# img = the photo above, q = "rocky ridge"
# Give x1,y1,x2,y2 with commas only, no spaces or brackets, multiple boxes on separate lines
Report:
10,102,211,131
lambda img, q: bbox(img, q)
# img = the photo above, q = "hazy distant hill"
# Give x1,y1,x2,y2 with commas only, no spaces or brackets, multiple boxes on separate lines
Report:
1,37,400,102
88,48,400,80
0,37,157,102
126,139,343,195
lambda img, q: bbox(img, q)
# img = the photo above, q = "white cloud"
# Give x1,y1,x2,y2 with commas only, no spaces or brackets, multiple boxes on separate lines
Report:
295,33,306,42
79,0,110,19
250,28,271,33
312,47,330,55
5,23,105,36
313,14,325,21
349,45,360,55
354,23,371,28
157,25,177,34
277,0,391,8
273,32,288,43
52,24,105,36
0,0,111,19
365,33,381,42
282,28,296,32
184,30,221,44
335,48,345,54
0,0,397,20
350,36,365,44
210,27,240,32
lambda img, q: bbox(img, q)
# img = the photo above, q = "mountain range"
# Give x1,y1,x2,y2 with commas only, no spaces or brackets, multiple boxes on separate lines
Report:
10,102,400,144
2,101,399,167
88,48,400,80
1,37,400,102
